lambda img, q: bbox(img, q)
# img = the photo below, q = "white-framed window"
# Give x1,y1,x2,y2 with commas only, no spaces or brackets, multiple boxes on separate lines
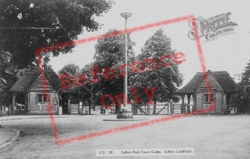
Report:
37,94,49,103
204,94,213,103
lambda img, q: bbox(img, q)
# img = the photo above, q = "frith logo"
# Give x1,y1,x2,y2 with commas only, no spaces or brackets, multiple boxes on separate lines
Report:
188,12,237,41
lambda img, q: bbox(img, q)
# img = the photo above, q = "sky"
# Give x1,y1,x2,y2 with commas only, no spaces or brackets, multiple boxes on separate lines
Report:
49,0,250,87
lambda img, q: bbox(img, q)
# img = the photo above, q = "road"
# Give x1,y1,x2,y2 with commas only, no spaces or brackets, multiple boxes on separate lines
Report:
0,112,250,159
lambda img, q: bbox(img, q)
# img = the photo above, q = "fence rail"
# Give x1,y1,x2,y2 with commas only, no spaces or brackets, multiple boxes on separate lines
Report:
132,103,191,115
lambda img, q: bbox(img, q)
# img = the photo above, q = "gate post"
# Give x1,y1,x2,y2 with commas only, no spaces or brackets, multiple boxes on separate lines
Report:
168,103,172,115
181,95,185,114
79,101,83,115
132,103,138,115
146,104,150,115
12,93,16,115
68,99,71,114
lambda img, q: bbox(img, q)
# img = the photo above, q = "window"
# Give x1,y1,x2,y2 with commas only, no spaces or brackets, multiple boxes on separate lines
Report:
204,94,213,103
37,94,49,103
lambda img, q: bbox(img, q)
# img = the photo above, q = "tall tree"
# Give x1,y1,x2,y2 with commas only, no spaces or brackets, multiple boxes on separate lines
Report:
234,60,250,113
242,60,250,84
0,0,113,106
1,0,113,67
58,63,80,89
0,51,16,106
58,63,80,76
93,29,135,110
76,62,96,114
129,28,183,114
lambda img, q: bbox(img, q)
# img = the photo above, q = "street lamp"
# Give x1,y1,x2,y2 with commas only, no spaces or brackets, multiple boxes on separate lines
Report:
120,12,132,108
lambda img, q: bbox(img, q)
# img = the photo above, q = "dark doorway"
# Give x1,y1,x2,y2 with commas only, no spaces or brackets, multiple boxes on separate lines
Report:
15,93,27,114
61,94,68,114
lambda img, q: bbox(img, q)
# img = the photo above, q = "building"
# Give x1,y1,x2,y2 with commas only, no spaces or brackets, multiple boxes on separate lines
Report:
60,88,80,115
176,70,237,114
9,69,61,115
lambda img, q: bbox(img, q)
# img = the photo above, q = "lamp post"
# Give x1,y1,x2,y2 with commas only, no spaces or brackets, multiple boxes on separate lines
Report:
120,12,132,108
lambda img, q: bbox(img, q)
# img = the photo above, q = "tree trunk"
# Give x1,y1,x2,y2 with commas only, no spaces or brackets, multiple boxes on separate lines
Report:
88,99,91,114
88,85,95,114
92,96,96,111
153,99,157,114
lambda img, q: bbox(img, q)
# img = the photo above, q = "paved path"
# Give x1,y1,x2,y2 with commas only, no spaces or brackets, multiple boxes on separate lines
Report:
0,125,20,151
0,113,250,159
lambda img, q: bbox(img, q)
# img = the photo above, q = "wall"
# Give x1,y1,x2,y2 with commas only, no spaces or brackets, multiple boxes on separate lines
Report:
215,92,222,113
196,93,203,110
29,92,58,114
28,73,59,115
195,72,225,113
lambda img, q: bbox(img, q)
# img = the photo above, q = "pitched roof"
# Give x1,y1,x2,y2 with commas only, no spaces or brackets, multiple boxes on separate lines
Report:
9,69,61,92
176,70,237,94
212,71,237,93
45,70,62,91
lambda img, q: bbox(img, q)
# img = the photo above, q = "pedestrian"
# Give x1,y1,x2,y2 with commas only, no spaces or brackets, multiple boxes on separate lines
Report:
100,106,106,115
115,102,121,114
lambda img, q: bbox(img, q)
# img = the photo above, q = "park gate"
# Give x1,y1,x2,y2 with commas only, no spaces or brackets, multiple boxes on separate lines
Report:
132,103,187,115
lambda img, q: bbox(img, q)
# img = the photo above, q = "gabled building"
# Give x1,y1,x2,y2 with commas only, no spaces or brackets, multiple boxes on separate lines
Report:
9,69,61,115
176,70,237,113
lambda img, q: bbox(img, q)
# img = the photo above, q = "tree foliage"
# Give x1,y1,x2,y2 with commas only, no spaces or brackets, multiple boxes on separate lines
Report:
232,60,250,114
76,62,95,114
0,51,16,105
67,29,136,112
58,63,80,76
94,29,135,67
129,29,183,114
93,29,135,99
0,0,114,67
0,0,113,106
241,60,250,84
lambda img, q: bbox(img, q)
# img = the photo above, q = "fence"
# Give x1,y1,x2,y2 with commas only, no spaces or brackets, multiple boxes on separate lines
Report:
132,103,191,115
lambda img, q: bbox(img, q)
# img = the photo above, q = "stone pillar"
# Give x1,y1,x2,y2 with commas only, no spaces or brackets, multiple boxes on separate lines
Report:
226,93,230,105
192,94,196,112
181,95,185,114
24,93,28,114
12,93,16,115
187,94,190,104
27,92,30,114
187,94,191,113
170,102,174,115
68,99,71,115
222,94,227,113
55,93,59,115
147,104,150,115
132,102,138,115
